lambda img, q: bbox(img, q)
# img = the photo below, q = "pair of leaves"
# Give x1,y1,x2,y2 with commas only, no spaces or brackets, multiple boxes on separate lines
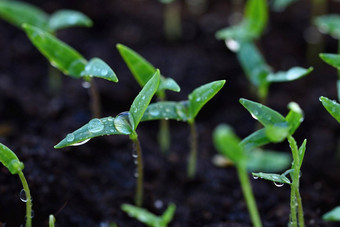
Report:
117,44,180,94
215,0,268,42
141,80,226,123
314,14,340,39
0,1,92,33
23,24,117,82
240,99,304,151
0,143,24,175
55,71,160,148
121,203,176,227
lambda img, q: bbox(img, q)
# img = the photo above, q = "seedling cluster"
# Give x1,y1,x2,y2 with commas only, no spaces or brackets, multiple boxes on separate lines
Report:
1,0,340,226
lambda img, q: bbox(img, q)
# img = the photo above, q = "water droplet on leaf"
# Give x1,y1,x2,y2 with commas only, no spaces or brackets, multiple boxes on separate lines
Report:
150,109,160,116
88,119,104,133
101,69,108,76
225,39,240,52
66,133,75,142
274,181,284,187
114,112,133,135
253,175,259,180
71,139,90,146
82,81,91,89
20,189,27,202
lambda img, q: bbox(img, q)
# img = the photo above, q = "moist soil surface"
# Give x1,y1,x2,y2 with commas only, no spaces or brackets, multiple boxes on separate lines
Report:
1,0,340,226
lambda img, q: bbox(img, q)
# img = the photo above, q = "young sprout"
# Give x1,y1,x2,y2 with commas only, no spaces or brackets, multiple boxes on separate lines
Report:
55,71,160,207
213,99,305,227
323,206,340,222
117,44,180,154
0,143,32,227
49,215,56,227
142,80,225,178
22,24,118,118
0,0,93,93
121,203,176,227
216,0,312,102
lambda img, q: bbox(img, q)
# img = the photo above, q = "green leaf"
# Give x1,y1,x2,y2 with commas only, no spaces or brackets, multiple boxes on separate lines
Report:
239,98,287,127
23,24,87,78
129,71,160,130
320,53,340,69
241,128,271,151
285,102,304,135
271,0,298,12
320,96,340,123
188,80,225,120
237,42,271,87
141,101,189,122
0,143,24,175
121,203,176,227
298,139,307,169
0,1,49,30
266,67,313,82
252,172,291,185
246,149,291,172
264,124,290,142
54,117,123,148
323,206,340,222
315,14,340,39
213,124,246,165
117,44,180,93
81,58,118,82
48,9,93,31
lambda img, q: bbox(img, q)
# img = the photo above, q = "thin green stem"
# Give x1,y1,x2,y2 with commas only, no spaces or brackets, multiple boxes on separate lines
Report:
89,78,101,118
237,164,262,227
18,171,32,227
49,215,56,227
295,188,305,227
164,1,181,41
157,92,171,154
187,120,197,179
48,65,62,95
131,133,144,207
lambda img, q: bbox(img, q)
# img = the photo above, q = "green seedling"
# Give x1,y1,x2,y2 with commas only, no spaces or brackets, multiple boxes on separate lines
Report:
141,80,225,178
55,71,160,207
323,206,340,222
121,203,176,227
0,0,93,93
23,24,118,118
216,0,312,102
49,215,56,227
213,99,304,227
117,43,180,154
0,143,32,227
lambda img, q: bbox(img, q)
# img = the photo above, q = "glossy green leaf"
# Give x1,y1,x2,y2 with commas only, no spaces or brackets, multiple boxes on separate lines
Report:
320,96,340,123
48,10,93,31
188,80,225,120
141,101,189,122
0,143,24,175
271,0,298,12
240,98,287,127
240,128,271,151
246,149,291,172
298,139,307,169
129,71,160,130
315,15,340,39
323,206,340,221
54,117,123,148
320,53,340,69
117,44,180,93
81,58,118,82
23,24,87,78
0,1,49,30
285,102,304,135
264,124,290,142
121,203,176,227
237,42,271,87
252,172,291,185
213,124,246,165
266,67,313,82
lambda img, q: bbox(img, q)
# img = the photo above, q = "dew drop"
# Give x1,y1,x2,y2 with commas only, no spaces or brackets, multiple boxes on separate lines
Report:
134,159,138,165
274,182,284,187
132,148,138,158
30,210,35,218
251,113,258,120
20,189,27,202
114,112,133,135
82,81,91,89
88,119,104,133
134,169,139,178
141,95,145,100
107,117,114,122
66,133,75,142
267,115,272,121
71,139,90,146
101,69,108,76
165,108,171,113
150,109,160,116
154,200,164,209
253,175,259,180
85,65,91,71
225,39,240,52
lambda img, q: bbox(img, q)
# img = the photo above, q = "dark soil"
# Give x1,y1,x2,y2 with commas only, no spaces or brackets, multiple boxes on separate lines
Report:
1,0,340,226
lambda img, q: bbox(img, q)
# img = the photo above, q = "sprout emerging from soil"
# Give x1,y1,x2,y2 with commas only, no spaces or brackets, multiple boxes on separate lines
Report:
0,143,32,227
55,71,160,207
121,203,176,227
213,99,305,227
117,44,180,154
142,80,226,178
